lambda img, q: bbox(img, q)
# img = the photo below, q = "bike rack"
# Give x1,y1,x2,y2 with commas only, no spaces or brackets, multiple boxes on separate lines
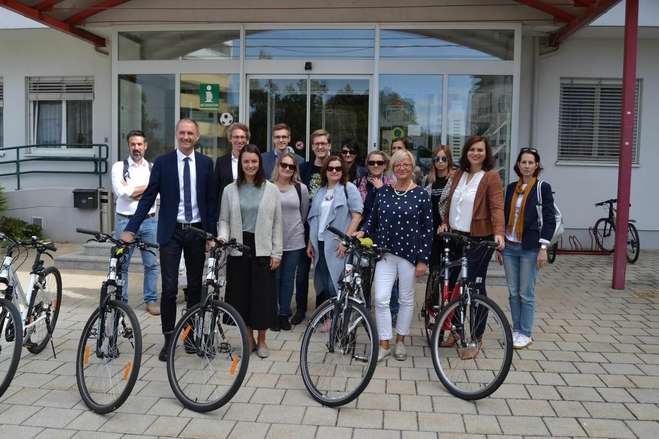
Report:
553,227,610,256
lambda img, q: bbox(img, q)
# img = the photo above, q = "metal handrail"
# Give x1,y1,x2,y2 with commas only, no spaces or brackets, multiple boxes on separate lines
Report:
0,144,108,190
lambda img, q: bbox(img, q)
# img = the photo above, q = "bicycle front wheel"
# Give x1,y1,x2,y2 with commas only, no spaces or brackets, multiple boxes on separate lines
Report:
431,294,512,400
423,270,442,346
594,218,615,252
167,300,249,412
27,266,62,354
626,223,640,264
76,299,142,414
300,300,378,407
0,298,22,398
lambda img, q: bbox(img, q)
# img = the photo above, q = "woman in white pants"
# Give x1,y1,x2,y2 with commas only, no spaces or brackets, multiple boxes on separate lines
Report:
356,150,433,361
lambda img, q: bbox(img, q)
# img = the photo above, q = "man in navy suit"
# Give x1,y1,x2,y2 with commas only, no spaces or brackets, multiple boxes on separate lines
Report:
121,118,217,361
214,122,248,217
261,123,304,179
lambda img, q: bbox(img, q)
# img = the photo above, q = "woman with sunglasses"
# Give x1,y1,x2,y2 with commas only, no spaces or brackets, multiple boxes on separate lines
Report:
441,135,505,360
497,148,555,349
340,141,365,183
270,153,310,331
425,145,455,266
356,150,433,361
355,151,395,226
219,144,282,358
307,156,363,327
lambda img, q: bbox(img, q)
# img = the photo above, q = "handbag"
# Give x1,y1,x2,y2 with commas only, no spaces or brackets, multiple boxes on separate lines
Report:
536,180,564,246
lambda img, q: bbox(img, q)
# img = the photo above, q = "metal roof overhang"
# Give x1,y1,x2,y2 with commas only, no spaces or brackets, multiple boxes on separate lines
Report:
0,0,622,48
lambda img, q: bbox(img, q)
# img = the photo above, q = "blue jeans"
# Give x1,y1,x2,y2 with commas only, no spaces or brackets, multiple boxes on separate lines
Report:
502,242,538,338
277,248,305,317
115,215,159,304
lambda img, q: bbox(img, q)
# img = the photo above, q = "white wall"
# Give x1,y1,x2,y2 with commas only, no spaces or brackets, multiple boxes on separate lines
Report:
0,28,112,190
530,35,659,247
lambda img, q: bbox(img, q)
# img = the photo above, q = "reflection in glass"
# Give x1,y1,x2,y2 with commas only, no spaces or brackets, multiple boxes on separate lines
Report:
447,75,512,181
180,74,240,160
118,74,175,160
245,29,374,59
380,29,514,60
379,75,442,172
310,79,370,164
118,31,240,60
248,78,308,154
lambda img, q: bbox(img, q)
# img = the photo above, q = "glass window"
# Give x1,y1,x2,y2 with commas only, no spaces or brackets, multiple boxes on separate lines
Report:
118,31,240,60
447,75,513,181
380,29,514,60
379,75,443,172
28,76,94,148
119,74,175,160
180,74,240,159
0,79,3,147
245,29,374,59
558,78,641,164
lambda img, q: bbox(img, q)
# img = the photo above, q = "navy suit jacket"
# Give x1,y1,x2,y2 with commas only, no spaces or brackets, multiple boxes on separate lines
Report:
125,149,217,245
213,153,235,220
504,180,556,250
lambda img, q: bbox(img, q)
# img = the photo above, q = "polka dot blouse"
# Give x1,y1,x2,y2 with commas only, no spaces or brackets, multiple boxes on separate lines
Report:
362,185,433,265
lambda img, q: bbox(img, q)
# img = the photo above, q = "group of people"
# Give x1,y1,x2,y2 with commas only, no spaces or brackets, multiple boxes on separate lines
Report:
114,117,557,364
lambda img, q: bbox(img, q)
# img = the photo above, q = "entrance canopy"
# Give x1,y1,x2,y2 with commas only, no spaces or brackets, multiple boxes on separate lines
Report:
1,0,620,48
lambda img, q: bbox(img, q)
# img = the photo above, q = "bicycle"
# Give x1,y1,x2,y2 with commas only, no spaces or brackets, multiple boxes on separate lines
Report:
299,225,387,407
166,226,250,412
0,232,62,397
429,232,513,400
593,198,640,264
74,228,156,414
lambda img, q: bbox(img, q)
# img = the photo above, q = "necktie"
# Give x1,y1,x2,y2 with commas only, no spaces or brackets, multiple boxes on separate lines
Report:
183,157,192,222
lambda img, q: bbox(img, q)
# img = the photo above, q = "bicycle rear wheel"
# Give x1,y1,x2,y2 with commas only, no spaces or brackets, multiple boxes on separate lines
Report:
626,223,640,264
76,299,142,414
594,218,615,252
167,300,249,412
26,266,62,354
0,298,22,398
300,299,378,407
431,294,512,400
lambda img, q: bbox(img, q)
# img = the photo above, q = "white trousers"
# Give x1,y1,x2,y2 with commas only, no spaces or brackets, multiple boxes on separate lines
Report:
373,253,416,341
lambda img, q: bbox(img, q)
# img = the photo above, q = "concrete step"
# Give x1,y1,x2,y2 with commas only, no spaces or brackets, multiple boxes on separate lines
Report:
80,241,115,257
55,251,148,273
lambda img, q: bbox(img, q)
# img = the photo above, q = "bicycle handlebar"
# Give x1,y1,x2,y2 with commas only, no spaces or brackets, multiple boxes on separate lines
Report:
0,232,58,252
595,198,617,207
188,226,252,254
76,228,159,249
325,226,391,255
438,232,498,250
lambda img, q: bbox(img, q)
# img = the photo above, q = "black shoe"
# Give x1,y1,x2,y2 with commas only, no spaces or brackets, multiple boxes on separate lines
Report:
290,312,305,325
158,332,172,362
279,315,292,331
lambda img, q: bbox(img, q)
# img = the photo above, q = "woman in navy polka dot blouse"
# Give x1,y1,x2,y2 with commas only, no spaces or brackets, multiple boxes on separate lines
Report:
357,150,433,362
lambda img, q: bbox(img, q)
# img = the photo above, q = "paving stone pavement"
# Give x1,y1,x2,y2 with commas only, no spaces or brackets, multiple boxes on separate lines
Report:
1,249,657,438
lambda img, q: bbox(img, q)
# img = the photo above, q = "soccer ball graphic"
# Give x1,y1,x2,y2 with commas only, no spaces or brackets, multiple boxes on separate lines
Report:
219,112,234,126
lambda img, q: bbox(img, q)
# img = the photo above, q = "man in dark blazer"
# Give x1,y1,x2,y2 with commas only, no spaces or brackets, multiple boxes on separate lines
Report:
261,123,304,179
121,118,217,361
214,122,249,218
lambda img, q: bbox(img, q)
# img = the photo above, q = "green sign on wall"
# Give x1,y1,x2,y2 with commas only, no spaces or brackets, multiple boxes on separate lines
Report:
199,83,220,109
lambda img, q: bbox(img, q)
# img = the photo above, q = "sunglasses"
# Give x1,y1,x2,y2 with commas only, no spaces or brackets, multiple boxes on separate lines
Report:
327,166,343,173
367,160,385,166
279,162,296,171
520,147,538,153
341,150,356,156
432,156,448,163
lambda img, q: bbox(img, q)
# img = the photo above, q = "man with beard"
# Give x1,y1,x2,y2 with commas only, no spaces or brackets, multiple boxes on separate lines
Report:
111,129,160,315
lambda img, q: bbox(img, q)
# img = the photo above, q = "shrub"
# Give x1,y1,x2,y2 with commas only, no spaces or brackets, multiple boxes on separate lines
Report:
0,216,44,241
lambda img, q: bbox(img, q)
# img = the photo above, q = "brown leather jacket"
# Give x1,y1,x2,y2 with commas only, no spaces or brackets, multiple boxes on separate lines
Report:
443,169,505,237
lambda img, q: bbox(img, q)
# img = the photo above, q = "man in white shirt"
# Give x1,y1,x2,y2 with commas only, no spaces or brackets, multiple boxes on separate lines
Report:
112,130,160,316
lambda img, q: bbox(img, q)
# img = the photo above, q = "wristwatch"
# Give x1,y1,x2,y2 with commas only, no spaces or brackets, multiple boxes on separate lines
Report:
540,244,548,250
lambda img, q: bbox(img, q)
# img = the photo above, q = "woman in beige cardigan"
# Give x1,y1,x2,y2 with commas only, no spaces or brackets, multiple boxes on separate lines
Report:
219,144,283,359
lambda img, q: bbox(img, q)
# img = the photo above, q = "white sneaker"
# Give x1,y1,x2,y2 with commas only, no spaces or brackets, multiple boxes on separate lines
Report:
512,332,520,346
378,347,391,362
513,334,533,349
393,342,407,361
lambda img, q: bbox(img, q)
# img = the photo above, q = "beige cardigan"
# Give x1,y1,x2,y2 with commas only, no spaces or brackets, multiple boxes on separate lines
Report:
218,181,283,259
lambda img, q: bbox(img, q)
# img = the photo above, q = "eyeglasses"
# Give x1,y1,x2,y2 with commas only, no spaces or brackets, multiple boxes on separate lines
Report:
313,142,329,147
327,166,343,173
394,163,413,169
433,156,448,163
367,160,385,166
341,149,356,156
279,162,296,171
520,147,538,153
274,135,290,139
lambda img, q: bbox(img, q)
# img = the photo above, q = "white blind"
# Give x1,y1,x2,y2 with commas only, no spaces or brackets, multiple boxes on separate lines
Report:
28,76,94,101
558,78,641,164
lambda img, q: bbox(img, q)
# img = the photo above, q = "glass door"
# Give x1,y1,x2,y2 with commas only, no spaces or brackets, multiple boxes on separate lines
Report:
248,75,370,162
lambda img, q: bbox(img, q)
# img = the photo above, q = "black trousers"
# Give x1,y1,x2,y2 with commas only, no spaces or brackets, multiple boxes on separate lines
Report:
226,232,277,330
295,252,311,315
159,225,206,334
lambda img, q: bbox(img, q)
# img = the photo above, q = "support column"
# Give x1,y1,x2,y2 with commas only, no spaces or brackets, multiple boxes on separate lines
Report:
612,0,638,289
